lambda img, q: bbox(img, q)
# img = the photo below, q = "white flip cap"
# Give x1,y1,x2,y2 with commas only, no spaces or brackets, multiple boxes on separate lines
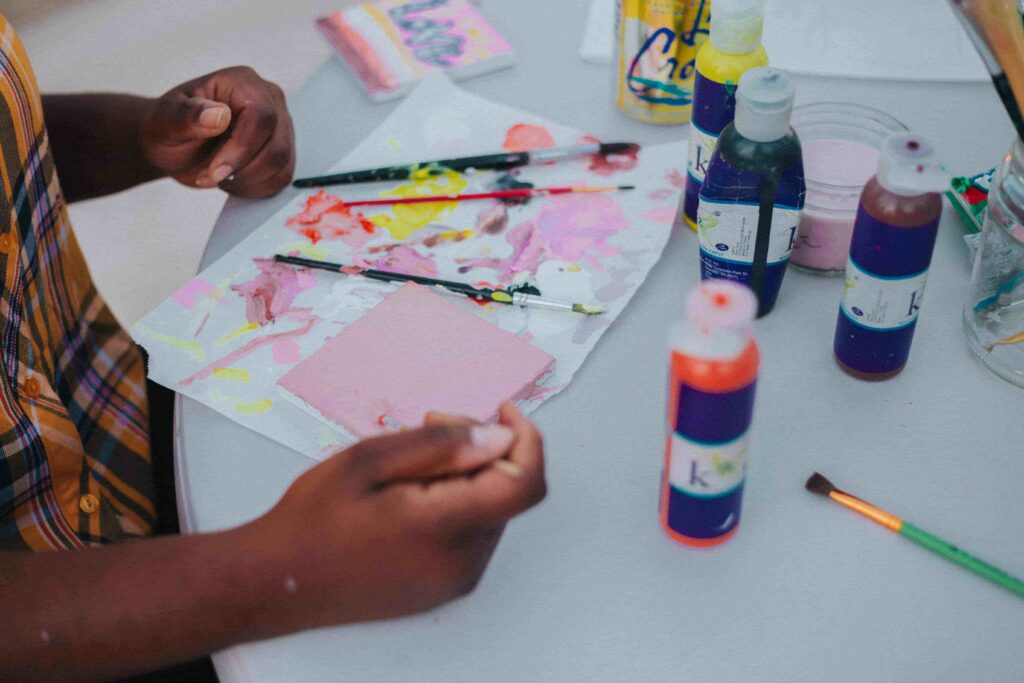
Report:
671,280,757,360
709,0,766,54
875,133,949,196
734,67,795,143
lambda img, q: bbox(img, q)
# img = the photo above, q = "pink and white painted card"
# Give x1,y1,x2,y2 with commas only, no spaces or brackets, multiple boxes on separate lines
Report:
278,282,555,438
132,74,687,460
318,0,516,101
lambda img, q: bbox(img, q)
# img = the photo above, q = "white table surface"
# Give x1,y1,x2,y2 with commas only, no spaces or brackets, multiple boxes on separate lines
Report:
176,1,1024,680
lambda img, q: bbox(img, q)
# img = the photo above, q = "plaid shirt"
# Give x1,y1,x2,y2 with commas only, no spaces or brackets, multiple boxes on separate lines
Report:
0,16,154,550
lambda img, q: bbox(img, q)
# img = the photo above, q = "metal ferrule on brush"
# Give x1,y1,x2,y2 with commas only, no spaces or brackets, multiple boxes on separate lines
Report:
511,292,577,313
528,144,600,163
829,490,903,532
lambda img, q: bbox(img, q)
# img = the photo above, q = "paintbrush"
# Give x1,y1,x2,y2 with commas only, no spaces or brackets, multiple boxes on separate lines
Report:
292,142,641,188
273,254,606,316
805,472,1024,598
949,0,1024,138
333,184,634,209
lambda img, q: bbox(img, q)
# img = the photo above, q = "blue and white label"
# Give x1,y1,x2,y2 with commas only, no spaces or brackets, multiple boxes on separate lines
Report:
687,124,717,185
696,199,800,265
841,257,930,330
668,433,748,497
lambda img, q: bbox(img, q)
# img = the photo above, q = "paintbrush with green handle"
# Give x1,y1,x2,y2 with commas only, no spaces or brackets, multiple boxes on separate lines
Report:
806,472,1024,598
274,254,606,316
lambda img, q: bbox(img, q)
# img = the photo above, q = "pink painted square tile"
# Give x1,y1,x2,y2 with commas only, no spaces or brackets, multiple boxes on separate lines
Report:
278,282,554,438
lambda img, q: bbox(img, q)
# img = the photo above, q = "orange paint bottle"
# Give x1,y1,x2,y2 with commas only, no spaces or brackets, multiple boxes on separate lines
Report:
660,280,759,547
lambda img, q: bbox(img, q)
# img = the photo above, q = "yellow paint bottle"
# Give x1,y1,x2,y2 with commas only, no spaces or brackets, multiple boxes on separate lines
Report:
679,0,768,229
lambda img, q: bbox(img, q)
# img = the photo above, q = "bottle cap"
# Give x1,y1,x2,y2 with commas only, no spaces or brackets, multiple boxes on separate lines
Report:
709,0,766,54
672,280,757,360
875,133,948,196
734,67,795,143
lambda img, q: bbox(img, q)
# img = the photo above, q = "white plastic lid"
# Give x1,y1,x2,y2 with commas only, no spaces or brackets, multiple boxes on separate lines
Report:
734,67,795,143
710,0,766,54
671,280,757,360
875,133,948,196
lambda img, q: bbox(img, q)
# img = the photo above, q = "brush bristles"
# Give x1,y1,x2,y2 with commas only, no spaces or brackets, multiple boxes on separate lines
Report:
805,472,837,496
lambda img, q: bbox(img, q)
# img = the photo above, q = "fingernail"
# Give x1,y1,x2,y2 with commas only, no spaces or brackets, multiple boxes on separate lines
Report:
469,424,515,455
210,164,233,184
493,459,524,479
199,105,228,129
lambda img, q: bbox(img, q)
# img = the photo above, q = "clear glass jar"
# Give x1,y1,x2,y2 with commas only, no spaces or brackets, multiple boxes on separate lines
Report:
789,103,908,275
964,138,1024,388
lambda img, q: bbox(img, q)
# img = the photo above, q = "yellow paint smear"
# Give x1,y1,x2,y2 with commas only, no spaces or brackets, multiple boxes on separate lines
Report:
134,325,205,362
212,367,250,382
438,229,474,242
280,241,330,261
217,322,259,345
235,399,272,415
369,169,468,241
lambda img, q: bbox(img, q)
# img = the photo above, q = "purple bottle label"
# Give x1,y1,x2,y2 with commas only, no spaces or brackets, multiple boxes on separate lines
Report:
683,74,737,224
666,380,755,540
834,207,940,374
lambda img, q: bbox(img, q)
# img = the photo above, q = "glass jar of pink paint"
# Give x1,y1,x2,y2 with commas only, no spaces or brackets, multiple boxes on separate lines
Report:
790,103,908,275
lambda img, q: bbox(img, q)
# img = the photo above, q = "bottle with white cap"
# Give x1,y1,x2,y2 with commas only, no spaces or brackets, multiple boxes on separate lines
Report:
834,133,947,380
661,279,760,548
696,66,805,317
680,0,769,231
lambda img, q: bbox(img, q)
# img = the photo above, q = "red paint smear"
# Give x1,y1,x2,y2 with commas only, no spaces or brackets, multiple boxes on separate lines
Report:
667,169,686,189
581,135,640,177
503,123,556,152
475,202,509,235
287,189,375,245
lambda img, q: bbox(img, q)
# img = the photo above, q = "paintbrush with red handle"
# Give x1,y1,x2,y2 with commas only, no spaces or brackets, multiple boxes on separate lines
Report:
334,184,634,209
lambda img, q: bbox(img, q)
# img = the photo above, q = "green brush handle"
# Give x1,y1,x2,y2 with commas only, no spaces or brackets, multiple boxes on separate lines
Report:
900,522,1024,598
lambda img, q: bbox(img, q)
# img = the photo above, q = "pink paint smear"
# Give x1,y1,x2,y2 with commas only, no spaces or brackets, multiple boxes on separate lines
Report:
172,278,219,310
643,205,677,224
179,309,317,388
503,123,556,152
459,194,627,281
231,258,317,327
370,245,438,277
272,339,302,365
286,189,376,247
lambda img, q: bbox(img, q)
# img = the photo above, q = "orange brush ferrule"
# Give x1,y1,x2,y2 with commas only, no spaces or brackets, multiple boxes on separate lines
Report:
828,490,903,532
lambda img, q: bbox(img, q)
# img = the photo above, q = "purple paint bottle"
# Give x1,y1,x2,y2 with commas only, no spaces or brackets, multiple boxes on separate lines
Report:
834,133,947,380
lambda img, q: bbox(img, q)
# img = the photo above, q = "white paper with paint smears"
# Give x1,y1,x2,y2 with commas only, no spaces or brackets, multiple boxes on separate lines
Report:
132,74,686,460
278,283,554,438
